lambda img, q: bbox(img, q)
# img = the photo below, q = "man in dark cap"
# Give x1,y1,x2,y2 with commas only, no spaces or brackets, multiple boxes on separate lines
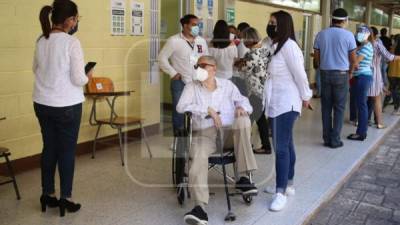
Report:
313,8,358,149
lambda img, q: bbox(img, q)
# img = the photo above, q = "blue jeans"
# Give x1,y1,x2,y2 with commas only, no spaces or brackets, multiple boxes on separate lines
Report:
320,71,349,146
269,111,299,193
171,79,185,133
315,69,321,95
352,75,372,136
34,103,82,198
349,81,358,122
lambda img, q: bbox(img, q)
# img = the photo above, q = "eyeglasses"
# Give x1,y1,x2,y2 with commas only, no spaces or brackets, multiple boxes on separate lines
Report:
194,63,216,69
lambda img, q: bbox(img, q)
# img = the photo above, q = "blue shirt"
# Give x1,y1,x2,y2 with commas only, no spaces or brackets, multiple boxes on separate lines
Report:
354,42,374,76
314,27,357,71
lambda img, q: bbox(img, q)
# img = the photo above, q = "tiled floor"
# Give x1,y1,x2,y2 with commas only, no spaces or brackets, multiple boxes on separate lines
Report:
0,101,399,225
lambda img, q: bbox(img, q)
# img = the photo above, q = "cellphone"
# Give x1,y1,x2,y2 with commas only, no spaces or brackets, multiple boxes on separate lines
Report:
308,104,314,111
85,62,97,75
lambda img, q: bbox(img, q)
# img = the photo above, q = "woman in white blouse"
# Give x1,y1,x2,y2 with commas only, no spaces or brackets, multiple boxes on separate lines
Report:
209,20,238,80
264,11,312,212
33,0,90,217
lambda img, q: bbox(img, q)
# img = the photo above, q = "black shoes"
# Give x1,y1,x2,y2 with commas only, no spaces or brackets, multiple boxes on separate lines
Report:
347,134,366,141
235,177,258,195
40,195,59,212
59,198,81,217
184,206,208,225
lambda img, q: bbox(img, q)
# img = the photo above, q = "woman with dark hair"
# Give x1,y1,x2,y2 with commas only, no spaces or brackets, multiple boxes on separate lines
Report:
33,0,89,216
263,11,312,211
209,20,238,80
367,26,399,127
347,25,374,141
236,27,273,154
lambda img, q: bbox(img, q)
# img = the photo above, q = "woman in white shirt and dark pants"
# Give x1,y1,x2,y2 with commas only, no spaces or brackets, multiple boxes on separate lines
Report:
33,0,89,217
209,20,238,80
264,11,312,212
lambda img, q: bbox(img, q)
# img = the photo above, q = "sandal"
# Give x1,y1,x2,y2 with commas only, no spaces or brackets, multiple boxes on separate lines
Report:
376,124,386,129
347,134,366,141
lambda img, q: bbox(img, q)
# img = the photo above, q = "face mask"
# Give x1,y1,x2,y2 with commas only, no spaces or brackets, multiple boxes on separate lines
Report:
229,33,235,41
266,24,277,39
193,67,208,82
356,32,369,43
68,22,79,35
191,25,200,37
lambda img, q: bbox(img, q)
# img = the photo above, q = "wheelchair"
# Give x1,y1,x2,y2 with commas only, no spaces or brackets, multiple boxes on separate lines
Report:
171,112,256,222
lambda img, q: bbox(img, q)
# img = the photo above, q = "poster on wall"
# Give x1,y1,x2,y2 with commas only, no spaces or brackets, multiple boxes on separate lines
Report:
226,8,235,25
207,0,213,17
195,0,203,16
111,0,126,35
130,1,144,36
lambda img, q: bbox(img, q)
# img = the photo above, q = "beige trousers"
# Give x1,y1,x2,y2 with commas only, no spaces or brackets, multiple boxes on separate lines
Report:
188,116,258,205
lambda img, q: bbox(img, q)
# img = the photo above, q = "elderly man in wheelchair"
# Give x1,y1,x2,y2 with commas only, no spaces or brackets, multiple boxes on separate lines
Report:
177,55,258,225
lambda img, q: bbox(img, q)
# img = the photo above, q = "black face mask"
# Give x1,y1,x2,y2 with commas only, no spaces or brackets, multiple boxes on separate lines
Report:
68,22,79,35
266,24,277,39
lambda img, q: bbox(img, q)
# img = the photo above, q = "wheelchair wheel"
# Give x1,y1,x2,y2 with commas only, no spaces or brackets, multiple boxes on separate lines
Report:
243,194,253,205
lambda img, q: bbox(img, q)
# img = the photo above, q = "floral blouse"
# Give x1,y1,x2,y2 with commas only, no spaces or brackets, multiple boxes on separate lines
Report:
239,46,273,98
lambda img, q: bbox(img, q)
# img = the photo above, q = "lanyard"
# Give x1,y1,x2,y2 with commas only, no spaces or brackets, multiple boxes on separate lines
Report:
186,40,195,50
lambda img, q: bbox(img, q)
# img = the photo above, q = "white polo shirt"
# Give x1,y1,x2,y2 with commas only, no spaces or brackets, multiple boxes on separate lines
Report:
158,33,209,84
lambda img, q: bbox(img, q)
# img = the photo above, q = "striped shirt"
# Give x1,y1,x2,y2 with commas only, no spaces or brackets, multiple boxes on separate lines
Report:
354,42,374,76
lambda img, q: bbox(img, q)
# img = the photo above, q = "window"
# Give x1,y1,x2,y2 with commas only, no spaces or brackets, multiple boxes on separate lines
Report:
371,8,389,26
252,0,321,13
394,15,400,29
332,0,366,21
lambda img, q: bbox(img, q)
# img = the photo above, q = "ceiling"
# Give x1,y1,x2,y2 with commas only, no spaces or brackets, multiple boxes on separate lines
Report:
374,0,400,14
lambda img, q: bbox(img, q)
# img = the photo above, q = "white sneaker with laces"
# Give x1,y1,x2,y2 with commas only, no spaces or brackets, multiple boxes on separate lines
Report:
269,193,287,212
264,186,295,196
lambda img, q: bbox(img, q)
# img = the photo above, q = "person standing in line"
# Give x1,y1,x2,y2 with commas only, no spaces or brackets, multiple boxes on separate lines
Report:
263,11,312,212
235,27,273,154
367,27,400,128
347,25,374,141
33,0,89,217
158,14,209,134
313,8,358,148
388,36,400,115
231,22,252,96
209,20,238,80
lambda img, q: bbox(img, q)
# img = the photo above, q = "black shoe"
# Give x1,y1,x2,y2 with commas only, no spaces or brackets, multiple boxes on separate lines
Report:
323,142,331,147
347,134,366,141
235,177,258,195
59,198,81,217
329,141,344,149
40,195,59,212
184,206,208,225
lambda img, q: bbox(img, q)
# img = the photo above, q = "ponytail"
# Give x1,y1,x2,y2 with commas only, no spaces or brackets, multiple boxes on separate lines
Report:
39,5,52,39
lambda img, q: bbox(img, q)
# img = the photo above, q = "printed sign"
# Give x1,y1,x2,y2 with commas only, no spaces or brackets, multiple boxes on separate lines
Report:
131,1,144,36
111,0,126,35
226,8,235,25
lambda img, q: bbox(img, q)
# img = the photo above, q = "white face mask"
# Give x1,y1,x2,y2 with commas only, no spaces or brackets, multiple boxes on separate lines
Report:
193,67,209,82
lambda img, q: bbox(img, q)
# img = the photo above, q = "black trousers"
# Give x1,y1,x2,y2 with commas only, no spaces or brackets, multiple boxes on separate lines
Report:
249,95,271,149
34,102,82,198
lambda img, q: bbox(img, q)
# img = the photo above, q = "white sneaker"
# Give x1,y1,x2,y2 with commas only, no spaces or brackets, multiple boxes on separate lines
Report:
264,186,295,196
269,193,287,212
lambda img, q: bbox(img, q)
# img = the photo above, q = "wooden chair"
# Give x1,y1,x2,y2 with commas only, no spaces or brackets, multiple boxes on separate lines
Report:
0,117,21,200
85,77,152,166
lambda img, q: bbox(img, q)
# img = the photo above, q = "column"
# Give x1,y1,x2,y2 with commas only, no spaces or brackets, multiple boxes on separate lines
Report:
365,0,372,26
389,10,394,35
321,0,331,29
